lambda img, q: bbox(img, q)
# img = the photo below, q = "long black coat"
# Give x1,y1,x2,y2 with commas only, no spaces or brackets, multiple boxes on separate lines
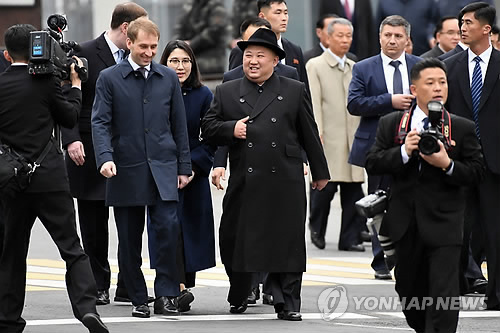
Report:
201,74,329,272
61,33,116,200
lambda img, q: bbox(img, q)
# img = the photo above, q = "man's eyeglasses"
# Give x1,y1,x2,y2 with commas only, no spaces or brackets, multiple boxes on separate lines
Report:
168,58,192,67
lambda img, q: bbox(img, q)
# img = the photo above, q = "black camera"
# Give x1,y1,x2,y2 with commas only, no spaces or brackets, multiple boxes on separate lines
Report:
418,101,450,155
28,14,88,82
355,189,387,218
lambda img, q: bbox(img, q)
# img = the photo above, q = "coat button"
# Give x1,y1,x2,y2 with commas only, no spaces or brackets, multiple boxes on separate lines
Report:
271,167,276,173
148,158,152,162
183,92,187,96
240,98,245,103
271,142,276,148
277,95,283,101
248,167,253,173
143,98,149,104
271,117,277,123
248,119,254,124
248,142,253,148
145,128,149,133
258,87,263,93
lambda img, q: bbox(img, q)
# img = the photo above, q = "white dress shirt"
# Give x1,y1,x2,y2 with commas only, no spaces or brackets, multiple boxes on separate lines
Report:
468,45,492,86
381,51,411,95
128,57,151,78
104,31,123,64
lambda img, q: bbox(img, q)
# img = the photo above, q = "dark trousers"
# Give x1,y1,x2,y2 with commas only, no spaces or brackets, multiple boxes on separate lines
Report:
77,199,111,291
368,174,391,272
267,272,303,312
309,182,365,249
467,170,500,308
0,191,97,332
113,200,180,306
223,265,252,306
395,221,460,333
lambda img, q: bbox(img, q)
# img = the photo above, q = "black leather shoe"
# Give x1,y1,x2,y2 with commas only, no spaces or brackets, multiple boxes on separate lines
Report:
96,290,110,306
82,313,109,333
114,288,155,304
132,304,150,318
262,293,274,305
311,232,326,249
374,270,392,280
247,287,260,305
340,244,365,252
177,289,195,312
468,278,488,294
277,311,302,321
229,302,248,314
360,230,371,242
154,296,178,315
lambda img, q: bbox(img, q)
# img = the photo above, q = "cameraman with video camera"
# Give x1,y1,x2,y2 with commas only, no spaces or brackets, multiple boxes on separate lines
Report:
365,58,484,333
0,24,108,333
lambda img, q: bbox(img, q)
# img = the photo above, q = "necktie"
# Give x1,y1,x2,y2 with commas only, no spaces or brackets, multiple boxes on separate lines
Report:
390,60,403,95
423,117,429,130
116,49,124,63
471,56,482,139
344,0,352,21
137,67,147,79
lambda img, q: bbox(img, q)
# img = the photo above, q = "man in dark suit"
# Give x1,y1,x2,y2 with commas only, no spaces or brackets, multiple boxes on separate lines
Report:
0,51,9,72
202,28,329,321
366,57,484,333
0,24,108,333
61,2,147,306
444,2,500,309
348,15,421,280
421,16,460,58
319,0,378,60
304,14,357,64
92,18,191,318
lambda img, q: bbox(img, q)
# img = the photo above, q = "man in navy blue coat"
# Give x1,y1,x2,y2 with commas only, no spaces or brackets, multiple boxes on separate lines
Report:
92,18,191,318
347,15,421,280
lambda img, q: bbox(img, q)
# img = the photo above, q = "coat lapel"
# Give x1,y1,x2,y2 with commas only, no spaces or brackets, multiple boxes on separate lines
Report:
250,74,280,120
96,33,118,68
374,55,388,93
456,51,473,111
479,49,500,112
239,77,257,116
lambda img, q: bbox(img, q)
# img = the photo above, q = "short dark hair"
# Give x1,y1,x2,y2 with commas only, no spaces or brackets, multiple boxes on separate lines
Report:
434,15,458,38
410,58,447,82
380,15,411,36
4,24,36,62
160,40,202,89
316,13,339,29
257,0,287,13
459,2,496,27
240,17,272,36
110,2,148,30
491,24,500,35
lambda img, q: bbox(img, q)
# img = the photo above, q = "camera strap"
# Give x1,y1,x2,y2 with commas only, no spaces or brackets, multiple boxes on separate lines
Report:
395,108,452,150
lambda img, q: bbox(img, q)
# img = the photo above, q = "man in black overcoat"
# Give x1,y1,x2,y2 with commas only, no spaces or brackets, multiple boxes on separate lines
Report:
202,28,330,321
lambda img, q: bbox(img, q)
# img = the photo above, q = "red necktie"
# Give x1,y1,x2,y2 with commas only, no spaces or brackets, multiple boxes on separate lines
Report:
344,0,352,21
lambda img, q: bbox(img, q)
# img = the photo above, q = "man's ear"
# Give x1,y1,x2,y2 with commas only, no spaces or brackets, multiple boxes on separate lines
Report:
3,50,13,63
410,84,417,96
258,12,265,19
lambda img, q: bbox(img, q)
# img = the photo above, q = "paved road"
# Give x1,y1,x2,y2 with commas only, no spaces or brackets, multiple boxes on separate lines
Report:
22,181,499,332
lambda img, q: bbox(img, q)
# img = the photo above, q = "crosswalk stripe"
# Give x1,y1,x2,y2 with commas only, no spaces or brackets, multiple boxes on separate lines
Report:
25,257,397,291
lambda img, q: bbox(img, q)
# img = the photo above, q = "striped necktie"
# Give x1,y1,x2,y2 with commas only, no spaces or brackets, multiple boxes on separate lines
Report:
471,56,482,140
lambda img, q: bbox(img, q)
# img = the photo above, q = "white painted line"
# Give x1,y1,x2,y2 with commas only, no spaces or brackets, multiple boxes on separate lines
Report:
25,313,376,326
303,274,394,285
26,279,66,289
316,257,374,264
378,311,500,318
334,323,413,331
306,263,376,275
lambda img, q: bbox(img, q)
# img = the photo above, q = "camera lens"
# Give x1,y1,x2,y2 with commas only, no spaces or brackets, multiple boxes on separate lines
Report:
418,134,440,155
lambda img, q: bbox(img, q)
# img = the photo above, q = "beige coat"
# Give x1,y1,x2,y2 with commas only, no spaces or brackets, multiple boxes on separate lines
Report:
306,50,364,183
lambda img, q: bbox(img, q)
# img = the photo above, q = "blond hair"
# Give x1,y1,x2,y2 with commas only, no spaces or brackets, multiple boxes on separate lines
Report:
127,17,160,42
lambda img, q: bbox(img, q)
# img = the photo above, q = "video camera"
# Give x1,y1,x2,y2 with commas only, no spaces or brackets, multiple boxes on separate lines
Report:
418,101,451,155
28,14,88,82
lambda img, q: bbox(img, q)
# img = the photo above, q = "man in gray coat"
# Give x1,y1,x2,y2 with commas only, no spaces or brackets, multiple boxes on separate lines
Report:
92,18,191,318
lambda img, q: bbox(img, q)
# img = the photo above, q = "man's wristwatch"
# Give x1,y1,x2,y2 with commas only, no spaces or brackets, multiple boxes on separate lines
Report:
442,159,454,172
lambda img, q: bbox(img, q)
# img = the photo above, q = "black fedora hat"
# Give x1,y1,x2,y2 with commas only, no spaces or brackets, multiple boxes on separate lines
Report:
237,28,286,60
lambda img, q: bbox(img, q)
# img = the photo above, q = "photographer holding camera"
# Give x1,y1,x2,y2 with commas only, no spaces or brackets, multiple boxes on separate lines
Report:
0,24,108,333
365,58,484,333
